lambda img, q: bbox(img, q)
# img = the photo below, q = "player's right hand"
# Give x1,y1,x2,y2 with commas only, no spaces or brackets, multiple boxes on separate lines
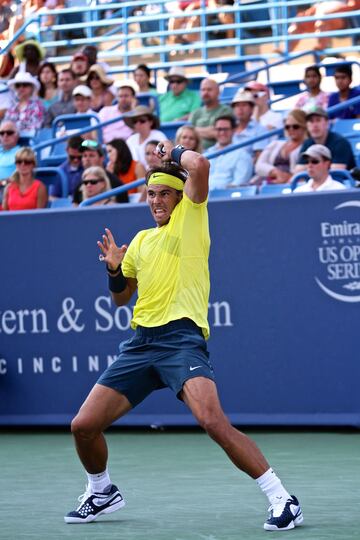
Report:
97,228,127,271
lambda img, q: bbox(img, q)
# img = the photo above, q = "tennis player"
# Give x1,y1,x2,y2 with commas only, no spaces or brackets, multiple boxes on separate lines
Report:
65,141,303,531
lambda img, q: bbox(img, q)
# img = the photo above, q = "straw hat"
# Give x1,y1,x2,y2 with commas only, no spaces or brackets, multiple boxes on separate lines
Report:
231,90,256,106
8,71,40,92
86,64,114,87
15,40,45,61
123,105,160,129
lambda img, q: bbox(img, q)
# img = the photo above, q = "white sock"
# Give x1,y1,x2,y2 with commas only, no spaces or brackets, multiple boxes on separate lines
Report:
256,468,291,506
86,469,111,494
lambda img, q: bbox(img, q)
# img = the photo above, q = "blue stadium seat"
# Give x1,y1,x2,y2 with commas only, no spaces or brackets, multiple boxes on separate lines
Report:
35,167,69,198
268,80,303,98
332,119,360,138
50,197,72,209
160,121,189,142
258,183,292,196
209,186,257,199
137,93,160,117
220,85,242,104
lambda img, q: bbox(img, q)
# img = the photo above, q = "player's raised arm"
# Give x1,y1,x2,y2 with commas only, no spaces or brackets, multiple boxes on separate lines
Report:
97,228,137,306
156,141,209,203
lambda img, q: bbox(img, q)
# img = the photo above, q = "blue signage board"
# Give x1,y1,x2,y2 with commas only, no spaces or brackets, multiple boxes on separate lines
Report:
0,192,359,426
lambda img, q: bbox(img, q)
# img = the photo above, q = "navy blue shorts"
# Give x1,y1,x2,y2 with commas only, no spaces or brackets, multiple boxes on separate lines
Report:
97,319,215,407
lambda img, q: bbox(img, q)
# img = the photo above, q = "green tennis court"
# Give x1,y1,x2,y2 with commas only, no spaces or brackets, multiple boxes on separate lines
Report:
2,429,359,539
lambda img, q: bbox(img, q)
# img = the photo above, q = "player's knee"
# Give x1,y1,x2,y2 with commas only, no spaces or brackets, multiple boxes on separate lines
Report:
71,415,98,440
197,409,226,439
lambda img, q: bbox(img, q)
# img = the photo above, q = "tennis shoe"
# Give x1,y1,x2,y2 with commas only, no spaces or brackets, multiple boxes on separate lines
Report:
64,483,125,523
264,495,303,531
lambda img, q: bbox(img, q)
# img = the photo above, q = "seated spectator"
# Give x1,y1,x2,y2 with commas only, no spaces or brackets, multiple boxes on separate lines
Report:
98,81,136,143
80,166,117,205
124,106,167,168
80,45,110,74
294,145,346,192
11,39,45,77
73,140,128,205
5,71,45,135
86,64,114,113
175,124,202,152
144,140,162,170
43,68,77,128
70,51,89,80
159,67,201,122
244,81,283,131
231,90,268,159
0,0,13,42
288,0,360,52
53,135,84,198
38,61,59,109
0,121,21,181
106,138,145,195
133,64,157,95
190,78,232,150
204,115,253,189
254,109,307,184
72,85,97,117
167,1,204,48
294,107,356,173
2,147,48,210
178,1,235,45
295,66,328,113
328,64,360,119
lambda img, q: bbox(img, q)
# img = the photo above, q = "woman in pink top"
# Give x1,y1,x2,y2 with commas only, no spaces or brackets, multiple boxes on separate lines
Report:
2,147,48,210
295,65,328,113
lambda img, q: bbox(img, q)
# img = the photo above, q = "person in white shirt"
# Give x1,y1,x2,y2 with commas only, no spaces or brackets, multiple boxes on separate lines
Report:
294,144,347,193
124,105,167,168
244,81,283,131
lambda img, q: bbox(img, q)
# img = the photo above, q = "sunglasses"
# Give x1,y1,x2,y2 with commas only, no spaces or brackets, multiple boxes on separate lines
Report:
304,158,321,165
169,79,184,84
82,178,104,185
89,75,100,80
16,159,34,165
15,83,32,88
134,117,149,124
0,130,15,136
215,127,232,132
69,154,82,161
284,124,301,130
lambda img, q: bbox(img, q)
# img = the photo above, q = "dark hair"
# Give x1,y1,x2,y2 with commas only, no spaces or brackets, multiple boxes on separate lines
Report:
59,68,76,79
145,139,160,148
67,135,84,150
135,64,156,89
305,65,321,78
38,62,58,98
107,138,133,175
214,115,236,128
81,45,98,66
145,161,188,185
335,64,352,79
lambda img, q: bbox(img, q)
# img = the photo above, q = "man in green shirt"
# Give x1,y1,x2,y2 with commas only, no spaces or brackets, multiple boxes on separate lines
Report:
190,78,233,149
159,67,201,123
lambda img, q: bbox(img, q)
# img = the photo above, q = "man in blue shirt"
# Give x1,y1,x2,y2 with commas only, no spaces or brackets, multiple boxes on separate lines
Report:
328,65,360,120
294,107,356,173
53,135,84,198
205,115,253,189
231,91,268,159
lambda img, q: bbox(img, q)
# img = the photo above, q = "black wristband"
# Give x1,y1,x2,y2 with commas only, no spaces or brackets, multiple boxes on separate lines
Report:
108,265,127,293
171,145,188,165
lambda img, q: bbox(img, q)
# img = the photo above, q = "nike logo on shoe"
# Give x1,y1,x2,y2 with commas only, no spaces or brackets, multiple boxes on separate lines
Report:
189,366,202,371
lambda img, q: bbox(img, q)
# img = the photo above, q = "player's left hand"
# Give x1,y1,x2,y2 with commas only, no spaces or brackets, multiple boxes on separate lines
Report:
97,228,127,271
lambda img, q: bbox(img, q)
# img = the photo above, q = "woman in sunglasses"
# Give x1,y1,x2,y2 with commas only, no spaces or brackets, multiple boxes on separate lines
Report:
5,71,45,135
124,105,167,168
86,64,115,113
2,147,48,210
81,166,116,205
254,109,307,185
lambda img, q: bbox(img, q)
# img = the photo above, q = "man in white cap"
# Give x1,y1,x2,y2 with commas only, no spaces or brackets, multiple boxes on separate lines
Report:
98,81,136,143
231,90,268,160
159,67,201,123
294,144,347,192
73,85,96,116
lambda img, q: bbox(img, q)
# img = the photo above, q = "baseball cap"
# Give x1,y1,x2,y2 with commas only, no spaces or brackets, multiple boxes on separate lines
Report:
305,106,329,120
302,144,332,161
80,139,104,155
72,85,92,98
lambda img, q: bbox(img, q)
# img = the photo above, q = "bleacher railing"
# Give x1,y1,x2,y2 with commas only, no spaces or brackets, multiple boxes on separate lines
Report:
1,0,359,74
